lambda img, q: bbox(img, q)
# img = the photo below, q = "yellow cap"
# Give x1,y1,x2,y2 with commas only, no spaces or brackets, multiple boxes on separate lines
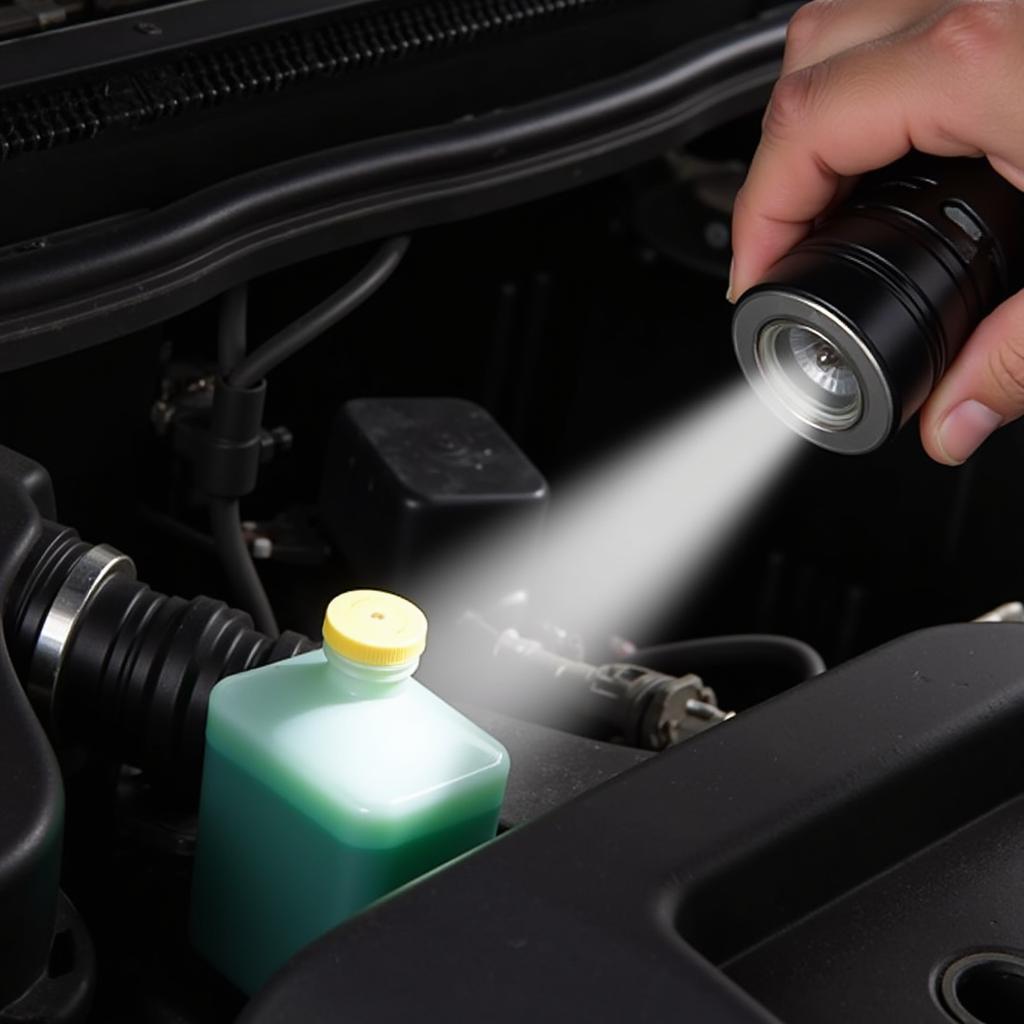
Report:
322,590,428,667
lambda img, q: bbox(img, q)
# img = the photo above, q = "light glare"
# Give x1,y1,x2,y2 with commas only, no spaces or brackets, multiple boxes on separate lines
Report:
418,381,798,649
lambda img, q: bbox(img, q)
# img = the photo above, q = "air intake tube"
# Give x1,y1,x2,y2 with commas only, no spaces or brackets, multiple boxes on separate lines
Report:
5,521,313,801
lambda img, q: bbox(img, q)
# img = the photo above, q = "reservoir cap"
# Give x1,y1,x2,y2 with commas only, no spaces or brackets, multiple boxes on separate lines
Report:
323,590,428,666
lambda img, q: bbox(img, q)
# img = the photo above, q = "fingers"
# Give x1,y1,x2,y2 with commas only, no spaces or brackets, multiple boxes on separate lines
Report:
730,1,1024,300
782,0,942,73
920,290,1024,463
732,0,1024,464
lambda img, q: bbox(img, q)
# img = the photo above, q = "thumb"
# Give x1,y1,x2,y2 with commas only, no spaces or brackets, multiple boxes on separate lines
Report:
920,291,1024,465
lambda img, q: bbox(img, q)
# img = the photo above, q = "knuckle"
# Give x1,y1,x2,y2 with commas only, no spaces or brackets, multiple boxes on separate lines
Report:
764,64,829,140
989,336,1024,404
926,2,1016,72
785,1,832,57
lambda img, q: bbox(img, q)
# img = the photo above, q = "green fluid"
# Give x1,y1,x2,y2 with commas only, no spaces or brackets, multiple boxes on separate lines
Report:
190,649,508,993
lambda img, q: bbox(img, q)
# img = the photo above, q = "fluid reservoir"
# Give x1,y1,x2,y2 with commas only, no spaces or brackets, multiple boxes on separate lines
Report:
189,590,509,993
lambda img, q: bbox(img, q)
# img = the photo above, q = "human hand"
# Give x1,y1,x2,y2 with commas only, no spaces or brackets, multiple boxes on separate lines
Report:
730,0,1024,463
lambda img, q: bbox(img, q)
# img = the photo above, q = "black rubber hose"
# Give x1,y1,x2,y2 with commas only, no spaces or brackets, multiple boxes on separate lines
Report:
212,284,274,635
634,635,826,709
207,236,408,634
209,498,278,637
0,8,793,370
229,236,410,388
5,521,314,801
0,15,783,307
217,284,248,377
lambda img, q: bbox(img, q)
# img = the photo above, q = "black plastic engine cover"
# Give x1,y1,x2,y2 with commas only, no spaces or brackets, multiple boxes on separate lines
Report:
0,466,65,1013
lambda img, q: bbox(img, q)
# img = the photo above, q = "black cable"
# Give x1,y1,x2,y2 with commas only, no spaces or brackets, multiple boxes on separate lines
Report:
209,498,278,637
217,283,248,377
206,237,408,636
229,236,410,389
210,284,278,636
634,635,826,709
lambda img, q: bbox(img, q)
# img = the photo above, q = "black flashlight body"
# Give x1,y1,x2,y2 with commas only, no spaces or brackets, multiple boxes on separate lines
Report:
733,157,1024,453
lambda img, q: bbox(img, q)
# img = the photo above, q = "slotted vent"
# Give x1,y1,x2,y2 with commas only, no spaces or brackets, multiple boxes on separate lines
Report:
0,0,613,162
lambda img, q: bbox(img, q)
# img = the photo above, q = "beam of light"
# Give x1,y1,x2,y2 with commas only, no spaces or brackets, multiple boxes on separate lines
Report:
417,380,799,659
411,382,801,782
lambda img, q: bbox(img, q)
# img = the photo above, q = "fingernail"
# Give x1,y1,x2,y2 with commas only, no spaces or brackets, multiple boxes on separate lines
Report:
726,258,736,304
936,400,1003,464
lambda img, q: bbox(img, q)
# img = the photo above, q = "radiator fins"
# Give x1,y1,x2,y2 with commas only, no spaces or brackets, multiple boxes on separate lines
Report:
0,0,610,162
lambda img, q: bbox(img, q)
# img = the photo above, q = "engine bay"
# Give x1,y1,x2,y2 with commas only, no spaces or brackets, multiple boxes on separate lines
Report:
4,3,1024,1023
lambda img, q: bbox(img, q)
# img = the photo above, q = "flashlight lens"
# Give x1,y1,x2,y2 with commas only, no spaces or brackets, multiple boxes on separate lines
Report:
755,321,863,431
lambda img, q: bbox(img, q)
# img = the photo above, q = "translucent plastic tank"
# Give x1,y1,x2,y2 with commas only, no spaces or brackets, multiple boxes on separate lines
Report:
190,590,509,993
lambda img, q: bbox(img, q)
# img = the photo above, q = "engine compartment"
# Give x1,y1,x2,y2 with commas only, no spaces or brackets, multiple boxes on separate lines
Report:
4,3,1024,1023
9,161,1024,657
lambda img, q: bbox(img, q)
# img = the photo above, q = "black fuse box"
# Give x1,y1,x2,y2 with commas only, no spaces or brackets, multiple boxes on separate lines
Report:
319,397,548,588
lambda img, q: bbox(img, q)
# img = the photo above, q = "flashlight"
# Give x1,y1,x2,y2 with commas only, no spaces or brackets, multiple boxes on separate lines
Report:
733,157,1024,454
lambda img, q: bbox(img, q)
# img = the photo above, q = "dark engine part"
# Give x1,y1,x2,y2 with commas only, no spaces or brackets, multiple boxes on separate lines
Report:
320,397,548,590
5,517,313,801
458,610,732,749
0,458,87,1024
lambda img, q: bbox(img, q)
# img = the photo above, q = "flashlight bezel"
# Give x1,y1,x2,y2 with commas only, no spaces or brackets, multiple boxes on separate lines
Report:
733,289,894,455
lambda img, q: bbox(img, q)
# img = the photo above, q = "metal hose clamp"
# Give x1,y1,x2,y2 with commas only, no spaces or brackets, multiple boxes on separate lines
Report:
28,543,136,718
